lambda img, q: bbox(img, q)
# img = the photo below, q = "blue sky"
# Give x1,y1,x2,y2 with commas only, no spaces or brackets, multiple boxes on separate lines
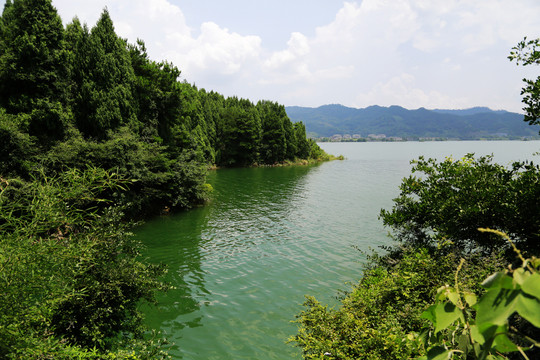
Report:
3,0,540,112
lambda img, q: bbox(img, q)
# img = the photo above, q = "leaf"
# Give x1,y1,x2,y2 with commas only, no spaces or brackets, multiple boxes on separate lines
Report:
470,324,486,345
456,333,471,354
476,323,506,348
463,291,477,307
521,273,540,299
421,305,436,323
530,258,540,269
482,272,515,290
433,303,464,333
427,346,452,360
515,293,540,327
485,355,507,360
475,289,519,326
492,332,519,353
447,289,460,306
512,268,529,286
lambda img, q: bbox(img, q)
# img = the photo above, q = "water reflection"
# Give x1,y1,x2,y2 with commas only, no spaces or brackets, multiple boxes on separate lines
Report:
137,164,318,358
201,166,317,259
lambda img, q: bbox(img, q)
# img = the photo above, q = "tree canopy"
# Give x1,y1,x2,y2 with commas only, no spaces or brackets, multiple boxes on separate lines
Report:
509,37,540,129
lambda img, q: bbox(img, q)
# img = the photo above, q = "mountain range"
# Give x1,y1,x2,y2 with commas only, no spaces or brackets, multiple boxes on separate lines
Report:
285,104,540,140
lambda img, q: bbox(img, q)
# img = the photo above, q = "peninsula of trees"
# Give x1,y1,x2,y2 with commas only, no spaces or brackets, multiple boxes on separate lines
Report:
0,0,327,216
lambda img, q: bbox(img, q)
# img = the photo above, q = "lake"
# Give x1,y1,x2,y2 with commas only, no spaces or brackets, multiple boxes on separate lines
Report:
136,140,540,359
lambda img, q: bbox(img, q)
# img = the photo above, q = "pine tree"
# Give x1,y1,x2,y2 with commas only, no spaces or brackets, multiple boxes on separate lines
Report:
71,9,136,138
0,0,69,142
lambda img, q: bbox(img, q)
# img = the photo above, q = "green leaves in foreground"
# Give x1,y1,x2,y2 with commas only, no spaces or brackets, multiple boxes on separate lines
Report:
419,231,540,360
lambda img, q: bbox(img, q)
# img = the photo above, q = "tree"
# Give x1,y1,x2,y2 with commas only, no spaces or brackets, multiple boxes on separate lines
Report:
0,0,69,142
128,39,183,144
294,122,311,159
258,100,287,163
71,9,136,139
509,37,540,129
379,154,540,256
217,100,261,166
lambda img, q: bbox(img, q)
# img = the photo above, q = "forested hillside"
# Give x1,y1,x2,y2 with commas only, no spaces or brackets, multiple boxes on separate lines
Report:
286,104,540,139
0,1,326,358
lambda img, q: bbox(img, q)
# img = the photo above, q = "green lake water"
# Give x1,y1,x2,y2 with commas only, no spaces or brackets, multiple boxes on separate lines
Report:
136,141,540,359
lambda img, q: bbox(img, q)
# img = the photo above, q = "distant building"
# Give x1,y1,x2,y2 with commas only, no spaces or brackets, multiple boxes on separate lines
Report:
352,134,361,139
343,134,352,140
368,134,386,139
330,134,343,142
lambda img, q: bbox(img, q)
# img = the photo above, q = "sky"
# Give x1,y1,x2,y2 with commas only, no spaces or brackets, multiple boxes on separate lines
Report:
3,0,540,112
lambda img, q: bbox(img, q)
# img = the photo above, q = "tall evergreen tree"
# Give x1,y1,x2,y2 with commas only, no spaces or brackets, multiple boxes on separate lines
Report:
258,100,287,163
129,39,183,143
71,9,136,139
218,99,261,166
0,0,69,142
294,121,310,159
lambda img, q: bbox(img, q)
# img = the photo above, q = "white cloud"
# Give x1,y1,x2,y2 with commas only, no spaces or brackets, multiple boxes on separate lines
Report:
23,0,540,110
178,22,262,75
265,32,310,69
354,74,467,109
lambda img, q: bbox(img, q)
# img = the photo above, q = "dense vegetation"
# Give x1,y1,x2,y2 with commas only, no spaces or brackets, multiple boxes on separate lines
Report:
0,0,327,358
292,39,540,359
286,105,540,140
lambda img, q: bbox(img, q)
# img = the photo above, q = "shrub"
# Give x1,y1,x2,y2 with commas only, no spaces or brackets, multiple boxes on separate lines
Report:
292,248,503,359
380,155,540,256
0,168,170,359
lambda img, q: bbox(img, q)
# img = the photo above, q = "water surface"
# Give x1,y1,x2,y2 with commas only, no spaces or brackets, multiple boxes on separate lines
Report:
137,141,540,359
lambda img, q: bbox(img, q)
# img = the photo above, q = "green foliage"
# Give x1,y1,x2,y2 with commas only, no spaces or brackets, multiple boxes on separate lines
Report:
509,37,540,129
0,0,70,143
380,154,540,255
217,100,261,166
0,0,67,111
39,127,210,217
292,248,501,359
128,40,181,144
70,9,136,139
418,231,540,360
0,168,171,359
258,100,287,163
0,110,36,176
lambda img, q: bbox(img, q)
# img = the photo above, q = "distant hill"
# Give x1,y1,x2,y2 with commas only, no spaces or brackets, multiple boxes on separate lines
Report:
285,104,540,140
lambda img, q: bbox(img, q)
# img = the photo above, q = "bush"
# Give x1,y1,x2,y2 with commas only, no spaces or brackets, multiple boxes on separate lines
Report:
292,248,503,359
0,168,170,359
39,127,210,217
418,231,540,360
380,154,540,256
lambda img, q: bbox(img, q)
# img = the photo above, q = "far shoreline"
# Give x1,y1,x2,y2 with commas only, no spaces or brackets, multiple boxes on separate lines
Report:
315,137,540,143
